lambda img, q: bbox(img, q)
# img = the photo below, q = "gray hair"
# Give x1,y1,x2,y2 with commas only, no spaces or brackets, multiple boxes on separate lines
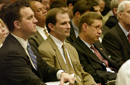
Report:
117,1,130,19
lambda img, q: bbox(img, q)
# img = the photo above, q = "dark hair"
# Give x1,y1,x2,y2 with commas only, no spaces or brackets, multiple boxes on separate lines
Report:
73,0,89,15
78,12,102,33
4,1,30,32
66,0,79,6
0,3,11,21
46,8,67,33
50,0,67,9
88,0,99,11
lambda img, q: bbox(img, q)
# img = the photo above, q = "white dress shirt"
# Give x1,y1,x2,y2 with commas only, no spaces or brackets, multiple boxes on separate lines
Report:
36,25,49,40
50,34,74,68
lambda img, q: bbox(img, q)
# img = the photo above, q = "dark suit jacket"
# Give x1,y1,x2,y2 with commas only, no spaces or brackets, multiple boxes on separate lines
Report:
0,34,59,85
66,20,76,44
102,24,130,68
105,16,118,29
103,16,118,35
29,31,44,47
73,37,118,84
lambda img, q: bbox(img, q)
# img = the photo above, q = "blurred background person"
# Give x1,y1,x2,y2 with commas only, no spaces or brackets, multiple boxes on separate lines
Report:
0,19,8,48
29,0,48,47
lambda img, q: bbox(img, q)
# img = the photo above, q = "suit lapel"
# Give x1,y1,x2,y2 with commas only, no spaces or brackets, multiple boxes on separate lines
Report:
47,36,68,71
76,37,103,64
34,31,44,41
117,24,130,52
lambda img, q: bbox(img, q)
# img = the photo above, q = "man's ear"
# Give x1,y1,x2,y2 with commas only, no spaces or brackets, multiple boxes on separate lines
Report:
68,3,73,9
75,11,81,18
14,21,20,29
48,23,54,32
82,23,88,32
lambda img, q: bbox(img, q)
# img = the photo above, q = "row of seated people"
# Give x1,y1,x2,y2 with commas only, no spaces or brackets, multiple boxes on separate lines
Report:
0,0,130,85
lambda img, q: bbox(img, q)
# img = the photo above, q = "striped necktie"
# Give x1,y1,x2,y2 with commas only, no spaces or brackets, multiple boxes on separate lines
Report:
27,42,37,70
62,44,82,85
44,29,49,37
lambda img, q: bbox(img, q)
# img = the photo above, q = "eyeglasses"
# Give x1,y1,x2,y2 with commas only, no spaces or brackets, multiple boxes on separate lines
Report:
89,25,103,31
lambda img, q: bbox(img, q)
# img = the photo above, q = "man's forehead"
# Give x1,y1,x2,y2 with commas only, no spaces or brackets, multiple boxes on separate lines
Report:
20,7,33,16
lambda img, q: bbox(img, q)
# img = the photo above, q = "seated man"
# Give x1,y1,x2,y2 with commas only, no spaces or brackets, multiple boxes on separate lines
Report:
102,1,130,68
38,8,98,85
73,12,118,84
0,1,75,85
29,1,49,47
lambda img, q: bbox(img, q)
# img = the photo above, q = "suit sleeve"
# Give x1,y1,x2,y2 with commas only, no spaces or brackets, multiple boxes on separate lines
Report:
3,52,46,85
102,32,124,67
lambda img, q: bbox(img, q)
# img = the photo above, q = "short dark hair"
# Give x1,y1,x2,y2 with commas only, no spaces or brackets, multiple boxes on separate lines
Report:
66,0,79,6
4,1,30,32
46,8,67,33
88,0,99,11
0,3,11,21
78,12,102,33
73,0,89,15
73,0,99,16
50,0,67,9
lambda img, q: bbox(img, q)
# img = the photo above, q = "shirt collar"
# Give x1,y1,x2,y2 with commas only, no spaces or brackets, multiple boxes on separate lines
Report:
50,34,65,48
80,38,92,48
118,22,130,37
71,20,79,32
11,33,28,50
36,25,47,31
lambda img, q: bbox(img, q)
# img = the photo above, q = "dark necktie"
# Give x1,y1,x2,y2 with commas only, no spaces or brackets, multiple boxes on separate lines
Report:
27,42,37,70
62,44,82,85
128,33,130,43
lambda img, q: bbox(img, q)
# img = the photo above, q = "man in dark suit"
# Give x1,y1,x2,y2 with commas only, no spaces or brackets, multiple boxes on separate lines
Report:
73,12,118,84
102,1,130,68
0,1,75,85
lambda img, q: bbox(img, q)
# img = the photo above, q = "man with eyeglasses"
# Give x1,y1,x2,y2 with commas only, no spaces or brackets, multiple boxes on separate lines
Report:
73,12,118,85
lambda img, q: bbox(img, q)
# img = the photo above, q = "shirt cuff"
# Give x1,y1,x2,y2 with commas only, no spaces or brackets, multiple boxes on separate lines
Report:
57,70,64,80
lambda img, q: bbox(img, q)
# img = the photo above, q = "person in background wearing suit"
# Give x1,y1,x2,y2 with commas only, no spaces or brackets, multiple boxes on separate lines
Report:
38,8,99,85
73,12,118,84
0,1,75,85
66,0,79,19
102,1,130,68
67,0,101,44
29,1,49,47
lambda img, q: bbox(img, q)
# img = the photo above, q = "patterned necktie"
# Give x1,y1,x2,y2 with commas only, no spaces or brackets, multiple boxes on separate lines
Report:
62,44,82,85
128,33,130,43
43,29,49,37
27,42,37,70
90,45,109,67
90,45,117,73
